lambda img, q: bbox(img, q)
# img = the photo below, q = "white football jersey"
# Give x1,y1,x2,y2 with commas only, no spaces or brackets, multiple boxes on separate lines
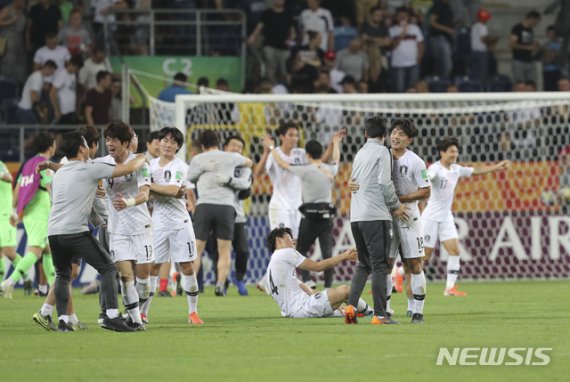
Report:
266,248,309,317
97,153,151,235
422,161,474,222
266,147,308,211
392,149,430,216
150,157,190,231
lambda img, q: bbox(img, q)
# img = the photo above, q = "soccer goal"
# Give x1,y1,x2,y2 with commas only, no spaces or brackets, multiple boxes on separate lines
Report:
154,91,570,284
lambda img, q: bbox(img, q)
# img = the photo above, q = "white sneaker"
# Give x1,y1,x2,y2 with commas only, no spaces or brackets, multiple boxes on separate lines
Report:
1,280,14,299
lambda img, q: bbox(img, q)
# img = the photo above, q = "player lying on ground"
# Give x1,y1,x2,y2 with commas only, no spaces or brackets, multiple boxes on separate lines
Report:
266,227,372,318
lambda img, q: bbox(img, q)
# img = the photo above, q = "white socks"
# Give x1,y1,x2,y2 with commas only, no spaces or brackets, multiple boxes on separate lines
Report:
446,256,460,290
136,277,150,305
69,313,79,325
182,274,199,313
386,273,393,314
141,275,158,316
106,308,119,319
411,272,427,314
40,303,54,317
121,280,142,324
356,297,371,314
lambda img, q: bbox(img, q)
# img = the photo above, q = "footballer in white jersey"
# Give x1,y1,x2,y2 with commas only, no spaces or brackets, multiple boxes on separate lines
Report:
144,127,203,325
420,137,510,297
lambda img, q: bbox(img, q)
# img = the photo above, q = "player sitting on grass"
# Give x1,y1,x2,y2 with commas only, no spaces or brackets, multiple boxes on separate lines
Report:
266,227,372,318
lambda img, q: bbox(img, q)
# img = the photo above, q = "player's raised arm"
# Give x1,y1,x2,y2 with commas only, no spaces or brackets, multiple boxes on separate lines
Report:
253,133,275,177
472,160,511,175
269,145,290,170
298,249,357,273
112,153,146,178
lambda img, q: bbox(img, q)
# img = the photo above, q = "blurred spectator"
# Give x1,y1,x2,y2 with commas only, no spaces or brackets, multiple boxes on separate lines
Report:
33,32,71,81
216,78,230,92
110,78,122,120
299,0,334,51
131,0,151,55
59,0,74,22
334,16,358,51
26,0,63,55
559,76,570,91
255,77,274,94
79,47,112,91
335,36,369,81
447,84,459,92
525,80,537,92
288,50,319,93
84,70,112,125
323,50,345,93
357,79,369,93
0,0,27,85
247,0,295,83
512,80,526,92
197,76,210,89
544,0,570,75
16,60,57,124
389,6,424,93
92,0,127,46
428,0,455,80
339,74,357,93
158,72,192,103
542,25,562,91
49,54,83,124
414,79,429,93
292,30,325,70
58,8,92,56
509,10,541,83
360,6,391,53
314,70,337,93
355,0,380,26
321,0,356,25
469,8,498,85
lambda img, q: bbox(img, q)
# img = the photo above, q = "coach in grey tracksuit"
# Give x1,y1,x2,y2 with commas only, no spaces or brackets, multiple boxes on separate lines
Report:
348,117,407,320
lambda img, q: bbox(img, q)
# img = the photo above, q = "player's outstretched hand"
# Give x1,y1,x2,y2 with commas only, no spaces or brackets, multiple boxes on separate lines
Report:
496,160,511,171
112,193,128,211
342,248,358,262
392,204,410,221
36,161,51,173
132,154,147,171
262,134,276,151
96,185,106,198
348,178,359,192
176,185,188,198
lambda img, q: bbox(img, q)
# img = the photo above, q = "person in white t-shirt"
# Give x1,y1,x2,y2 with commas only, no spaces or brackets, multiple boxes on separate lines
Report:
469,9,498,84
299,0,334,51
33,32,71,83
143,127,203,325
266,227,373,318
389,6,424,93
420,137,510,297
49,54,83,124
79,48,113,91
16,61,57,124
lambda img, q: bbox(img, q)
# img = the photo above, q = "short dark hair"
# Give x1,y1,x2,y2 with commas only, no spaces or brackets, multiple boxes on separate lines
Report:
199,129,220,149
370,6,382,13
216,78,229,87
395,6,410,15
277,121,299,137
158,127,184,152
267,227,293,253
437,137,460,154
391,118,417,139
547,25,557,33
60,131,85,158
32,131,55,153
76,125,99,148
174,72,187,83
307,30,320,41
365,116,388,139
526,10,541,20
96,70,111,83
46,32,58,40
304,140,323,159
104,121,133,145
43,60,57,70
197,76,209,87
224,135,245,148
69,54,84,69
146,131,160,144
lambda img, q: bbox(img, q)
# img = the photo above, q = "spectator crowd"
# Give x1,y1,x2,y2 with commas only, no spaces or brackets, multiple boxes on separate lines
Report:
1,0,570,126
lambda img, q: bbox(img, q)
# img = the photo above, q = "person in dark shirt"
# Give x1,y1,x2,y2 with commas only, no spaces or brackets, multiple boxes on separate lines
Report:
247,0,295,83
428,0,455,79
85,70,112,125
509,10,541,83
26,0,62,54
288,50,319,93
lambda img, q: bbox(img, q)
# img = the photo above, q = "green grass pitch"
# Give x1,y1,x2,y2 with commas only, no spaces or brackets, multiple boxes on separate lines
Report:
0,281,569,382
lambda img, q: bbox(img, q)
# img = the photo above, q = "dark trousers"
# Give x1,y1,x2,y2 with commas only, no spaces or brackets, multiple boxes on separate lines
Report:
296,217,334,288
49,232,118,318
348,220,392,317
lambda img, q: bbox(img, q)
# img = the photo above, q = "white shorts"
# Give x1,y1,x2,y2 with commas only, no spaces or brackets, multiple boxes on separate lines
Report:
389,215,425,260
153,221,197,264
421,215,459,248
268,207,301,238
290,291,334,318
109,228,154,264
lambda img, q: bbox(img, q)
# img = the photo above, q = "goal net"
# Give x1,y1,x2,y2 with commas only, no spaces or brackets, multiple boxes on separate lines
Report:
156,92,570,285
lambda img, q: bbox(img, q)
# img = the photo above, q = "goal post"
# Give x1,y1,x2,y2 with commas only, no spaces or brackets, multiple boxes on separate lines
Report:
170,92,570,284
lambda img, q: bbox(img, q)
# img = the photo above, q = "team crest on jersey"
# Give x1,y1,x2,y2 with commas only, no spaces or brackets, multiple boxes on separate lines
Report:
294,157,301,164
125,173,133,181
425,235,431,242
400,165,409,176
175,171,183,180
164,170,171,182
